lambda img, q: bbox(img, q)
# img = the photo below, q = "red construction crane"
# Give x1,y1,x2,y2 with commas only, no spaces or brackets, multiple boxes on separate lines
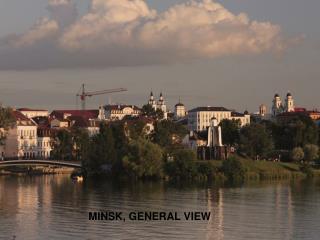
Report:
77,84,127,110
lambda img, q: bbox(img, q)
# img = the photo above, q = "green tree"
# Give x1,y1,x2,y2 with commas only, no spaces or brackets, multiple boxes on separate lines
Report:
0,107,15,145
239,123,274,159
222,156,246,182
272,114,318,150
122,138,163,178
51,129,73,160
152,120,188,148
141,104,164,119
303,144,319,163
127,120,147,139
110,122,129,169
291,147,304,162
72,128,90,161
219,119,241,146
164,149,198,180
85,123,117,175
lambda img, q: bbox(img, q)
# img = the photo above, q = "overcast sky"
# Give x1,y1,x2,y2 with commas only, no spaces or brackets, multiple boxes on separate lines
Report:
0,0,319,113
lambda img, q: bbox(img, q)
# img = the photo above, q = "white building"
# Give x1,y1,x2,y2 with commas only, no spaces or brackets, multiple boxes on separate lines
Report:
188,106,250,131
104,105,141,121
231,111,251,127
174,100,187,119
188,107,232,131
37,128,52,159
148,92,168,119
272,92,295,117
18,108,49,119
3,111,38,159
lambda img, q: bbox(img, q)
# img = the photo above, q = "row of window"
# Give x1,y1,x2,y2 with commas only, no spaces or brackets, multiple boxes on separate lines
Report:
38,141,51,148
19,129,36,137
23,151,50,158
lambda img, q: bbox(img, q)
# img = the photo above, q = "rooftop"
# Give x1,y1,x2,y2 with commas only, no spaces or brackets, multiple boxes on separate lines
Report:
104,105,141,111
18,108,48,112
50,110,99,120
12,111,36,126
189,106,230,112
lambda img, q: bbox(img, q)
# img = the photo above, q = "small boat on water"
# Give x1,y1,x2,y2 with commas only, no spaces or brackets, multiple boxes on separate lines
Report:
75,176,84,182
71,175,84,182
71,171,85,182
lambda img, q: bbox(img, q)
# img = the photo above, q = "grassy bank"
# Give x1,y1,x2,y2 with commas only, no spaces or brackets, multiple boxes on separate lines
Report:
203,157,320,181
0,166,75,175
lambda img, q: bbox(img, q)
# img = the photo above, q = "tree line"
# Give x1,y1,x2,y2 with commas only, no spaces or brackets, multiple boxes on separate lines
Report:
219,114,320,163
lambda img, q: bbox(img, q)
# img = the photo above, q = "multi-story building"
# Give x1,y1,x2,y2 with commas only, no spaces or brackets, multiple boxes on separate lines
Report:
37,127,52,159
50,109,101,136
188,107,232,131
3,111,38,159
104,105,141,121
188,106,251,131
231,111,251,127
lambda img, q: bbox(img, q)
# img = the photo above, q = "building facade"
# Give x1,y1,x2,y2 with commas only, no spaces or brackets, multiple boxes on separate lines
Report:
3,111,38,159
174,101,187,119
188,106,250,131
188,107,232,131
104,105,141,121
231,111,251,127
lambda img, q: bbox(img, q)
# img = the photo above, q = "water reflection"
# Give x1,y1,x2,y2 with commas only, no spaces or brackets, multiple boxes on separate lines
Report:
1,176,320,240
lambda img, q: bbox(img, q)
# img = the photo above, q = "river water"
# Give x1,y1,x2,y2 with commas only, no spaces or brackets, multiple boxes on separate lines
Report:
1,175,320,240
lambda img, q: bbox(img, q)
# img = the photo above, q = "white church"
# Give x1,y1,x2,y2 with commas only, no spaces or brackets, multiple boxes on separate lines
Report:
148,91,168,119
272,92,295,117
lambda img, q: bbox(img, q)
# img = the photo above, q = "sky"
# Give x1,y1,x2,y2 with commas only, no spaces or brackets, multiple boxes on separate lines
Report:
0,0,319,113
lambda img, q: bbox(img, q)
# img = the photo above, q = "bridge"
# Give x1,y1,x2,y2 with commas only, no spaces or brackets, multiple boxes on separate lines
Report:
0,160,82,169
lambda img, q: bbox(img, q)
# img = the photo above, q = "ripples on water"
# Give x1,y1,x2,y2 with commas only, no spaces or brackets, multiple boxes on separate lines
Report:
1,175,320,240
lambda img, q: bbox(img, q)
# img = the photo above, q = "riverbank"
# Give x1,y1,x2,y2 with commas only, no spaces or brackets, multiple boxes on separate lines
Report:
0,166,75,176
207,157,320,181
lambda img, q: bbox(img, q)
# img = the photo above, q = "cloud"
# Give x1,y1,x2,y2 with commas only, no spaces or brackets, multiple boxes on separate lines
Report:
9,18,59,48
0,0,287,70
47,0,78,28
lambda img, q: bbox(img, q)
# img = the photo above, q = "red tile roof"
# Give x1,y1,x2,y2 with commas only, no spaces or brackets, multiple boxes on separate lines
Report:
50,110,99,120
12,111,30,121
12,111,36,126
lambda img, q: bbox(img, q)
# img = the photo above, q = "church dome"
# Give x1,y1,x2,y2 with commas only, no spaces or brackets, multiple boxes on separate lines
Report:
274,93,280,98
175,102,184,107
287,92,292,97
244,110,249,115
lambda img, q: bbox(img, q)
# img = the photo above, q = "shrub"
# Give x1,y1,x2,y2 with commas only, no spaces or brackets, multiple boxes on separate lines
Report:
221,157,246,182
122,138,164,179
291,147,304,162
197,162,218,179
304,144,319,163
164,149,198,180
